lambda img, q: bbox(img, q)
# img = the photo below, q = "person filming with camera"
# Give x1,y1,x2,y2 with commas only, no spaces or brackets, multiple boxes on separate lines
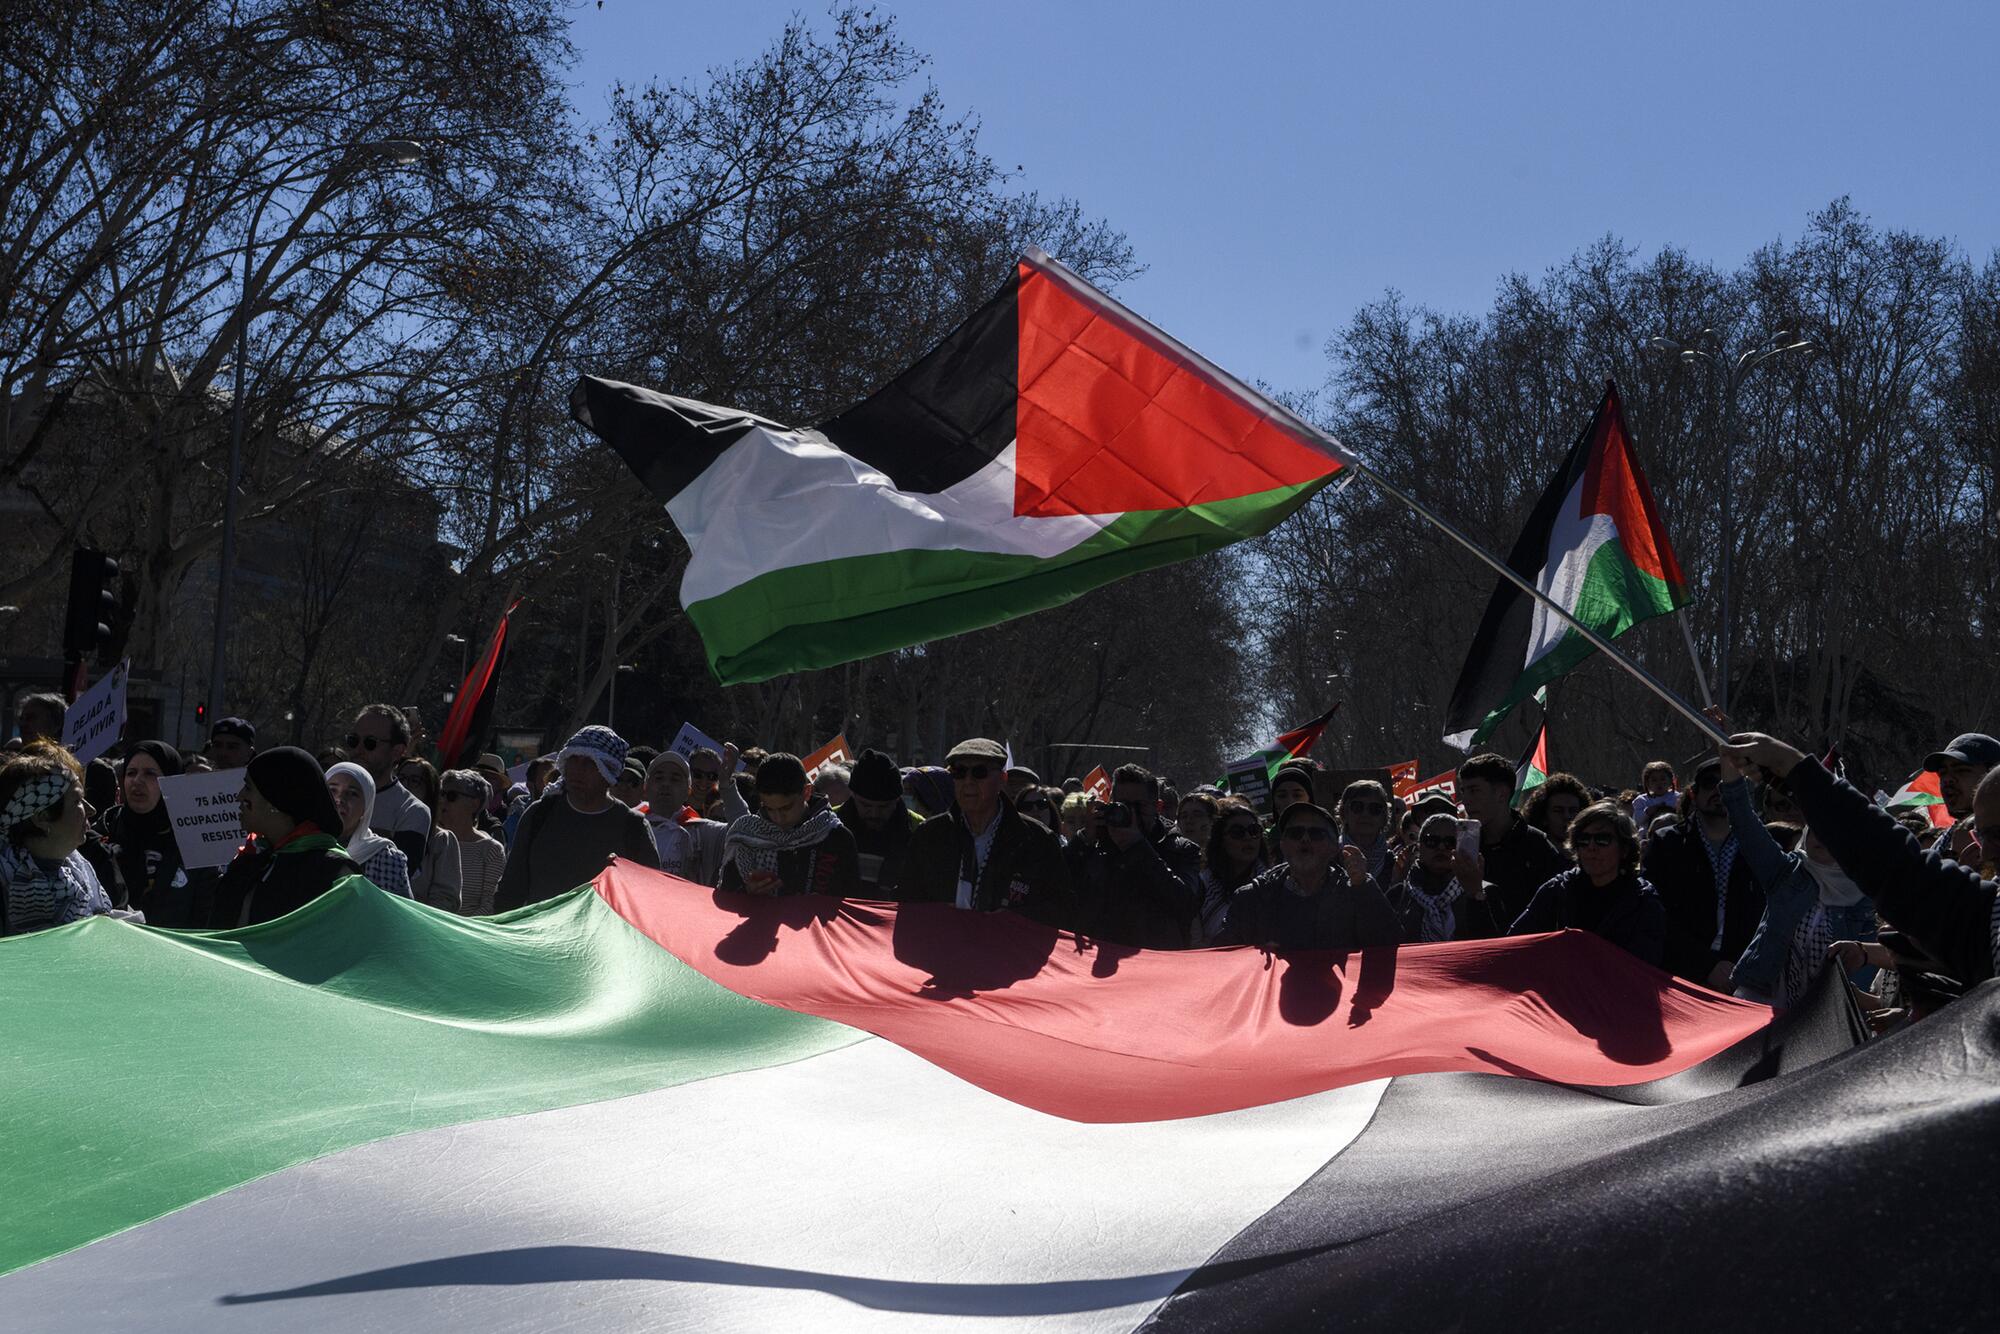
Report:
1064,764,1205,949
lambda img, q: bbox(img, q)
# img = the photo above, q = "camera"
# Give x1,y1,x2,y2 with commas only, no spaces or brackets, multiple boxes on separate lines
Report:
1094,799,1133,829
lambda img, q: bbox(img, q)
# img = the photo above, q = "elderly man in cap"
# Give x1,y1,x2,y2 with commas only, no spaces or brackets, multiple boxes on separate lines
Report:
895,737,1072,925
495,725,659,910
205,717,258,770
1217,798,1401,951
836,748,924,895
1924,733,2000,861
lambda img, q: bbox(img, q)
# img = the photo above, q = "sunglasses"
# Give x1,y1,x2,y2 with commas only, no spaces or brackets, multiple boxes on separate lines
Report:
1344,800,1387,815
1223,824,1262,840
342,733,391,751
1572,832,1619,849
949,764,993,781
1419,834,1457,849
1281,826,1334,843
442,789,481,802
1017,799,1050,812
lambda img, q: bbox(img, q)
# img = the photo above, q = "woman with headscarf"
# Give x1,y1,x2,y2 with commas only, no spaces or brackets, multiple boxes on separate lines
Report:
98,741,211,928
208,747,374,928
1718,750,1878,1009
1,741,115,935
901,766,954,821
325,762,414,899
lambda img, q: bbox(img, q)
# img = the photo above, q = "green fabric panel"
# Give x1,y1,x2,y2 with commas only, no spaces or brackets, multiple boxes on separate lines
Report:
1470,541,1681,745
0,886,861,1276
686,476,1332,685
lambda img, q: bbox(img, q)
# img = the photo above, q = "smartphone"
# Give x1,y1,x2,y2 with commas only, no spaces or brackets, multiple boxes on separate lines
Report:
1456,818,1482,861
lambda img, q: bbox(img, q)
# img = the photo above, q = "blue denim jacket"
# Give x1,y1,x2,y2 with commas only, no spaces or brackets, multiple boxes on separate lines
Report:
1723,778,1877,1000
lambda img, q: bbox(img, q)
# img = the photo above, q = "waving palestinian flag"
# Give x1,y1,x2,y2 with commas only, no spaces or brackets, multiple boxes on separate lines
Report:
1443,381,1688,748
3,869,1990,1331
574,249,1349,684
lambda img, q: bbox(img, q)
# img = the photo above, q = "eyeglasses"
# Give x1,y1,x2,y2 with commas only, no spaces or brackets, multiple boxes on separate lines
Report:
1572,832,1619,849
343,734,389,751
949,764,993,781
1344,800,1387,815
1281,826,1334,844
1017,800,1050,813
1223,824,1262,840
1419,834,1457,849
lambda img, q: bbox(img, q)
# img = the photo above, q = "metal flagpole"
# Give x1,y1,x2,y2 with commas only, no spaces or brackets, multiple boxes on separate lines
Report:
1341,458,1729,747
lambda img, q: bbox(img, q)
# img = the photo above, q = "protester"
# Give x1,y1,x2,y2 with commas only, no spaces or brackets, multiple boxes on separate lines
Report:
1923,732,2000,860
1456,752,1570,926
687,746,729,819
1003,766,1040,803
14,693,67,745
1175,791,1219,858
393,758,463,913
1196,798,1269,944
1520,772,1590,846
504,757,558,845
901,764,954,820
437,769,506,916
345,704,431,872
205,717,257,770
1013,785,1059,832
610,760,647,809
1630,760,1679,831
1269,764,1315,818
326,762,415,900
836,748,922,895
1643,757,1765,989
644,750,727,885
1217,799,1401,951
209,747,372,928
1721,732,1998,990
719,753,860,897
1337,780,1394,882
1388,812,1502,943
1057,791,1092,845
1510,801,1665,966
1068,763,1202,948
472,753,511,833
896,738,1072,923
495,726,660,910
1715,751,1876,1010
1,741,115,935
98,741,209,928
816,762,852,809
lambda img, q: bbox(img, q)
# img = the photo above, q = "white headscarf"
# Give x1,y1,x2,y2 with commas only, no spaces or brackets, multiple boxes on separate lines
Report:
327,762,398,868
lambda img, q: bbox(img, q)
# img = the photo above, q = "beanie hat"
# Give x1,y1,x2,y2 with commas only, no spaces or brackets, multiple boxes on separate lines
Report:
245,746,342,835
559,726,628,784
848,748,903,802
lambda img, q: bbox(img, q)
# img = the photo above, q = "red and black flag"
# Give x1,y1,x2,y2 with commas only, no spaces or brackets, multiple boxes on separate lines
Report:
435,601,518,769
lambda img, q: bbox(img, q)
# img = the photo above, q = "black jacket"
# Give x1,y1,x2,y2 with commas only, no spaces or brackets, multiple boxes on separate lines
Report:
718,822,861,899
1386,870,1503,943
1790,759,1996,987
1643,818,1766,981
1510,867,1666,968
894,798,1074,928
1066,819,1202,948
1479,814,1572,926
835,799,922,895
208,833,365,928
98,804,213,928
1218,864,1403,952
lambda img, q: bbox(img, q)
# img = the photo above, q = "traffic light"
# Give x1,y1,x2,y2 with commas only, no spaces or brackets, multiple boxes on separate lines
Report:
195,702,208,729
63,548,120,663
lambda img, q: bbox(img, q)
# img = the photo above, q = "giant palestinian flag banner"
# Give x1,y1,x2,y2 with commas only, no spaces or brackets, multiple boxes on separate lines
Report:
1443,381,1689,748
3,868,1991,1330
573,249,1349,685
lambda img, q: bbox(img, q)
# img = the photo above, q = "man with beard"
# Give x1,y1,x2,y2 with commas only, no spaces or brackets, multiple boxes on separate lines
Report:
836,749,923,895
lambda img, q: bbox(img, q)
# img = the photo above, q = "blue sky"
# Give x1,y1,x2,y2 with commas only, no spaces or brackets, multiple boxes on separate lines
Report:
569,0,1998,399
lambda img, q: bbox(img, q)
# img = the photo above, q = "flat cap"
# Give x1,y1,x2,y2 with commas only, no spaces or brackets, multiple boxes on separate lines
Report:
945,737,1008,764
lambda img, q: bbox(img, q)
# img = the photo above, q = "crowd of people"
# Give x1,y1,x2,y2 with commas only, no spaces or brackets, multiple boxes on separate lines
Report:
3,694,1996,1034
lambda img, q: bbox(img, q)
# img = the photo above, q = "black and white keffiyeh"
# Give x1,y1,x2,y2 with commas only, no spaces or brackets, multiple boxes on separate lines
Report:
723,808,843,882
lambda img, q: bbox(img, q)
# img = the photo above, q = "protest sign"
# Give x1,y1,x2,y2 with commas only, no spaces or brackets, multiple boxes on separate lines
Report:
669,721,725,764
1406,769,1459,802
61,659,129,763
159,768,247,870
1388,760,1422,796
802,734,853,782
1082,766,1112,801
1224,754,1272,811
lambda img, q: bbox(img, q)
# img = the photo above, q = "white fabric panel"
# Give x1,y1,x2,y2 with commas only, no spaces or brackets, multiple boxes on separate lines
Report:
2,1040,1385,1334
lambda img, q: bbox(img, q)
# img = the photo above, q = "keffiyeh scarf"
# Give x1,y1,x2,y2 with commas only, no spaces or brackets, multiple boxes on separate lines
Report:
1,842,112,935
723,808,844,882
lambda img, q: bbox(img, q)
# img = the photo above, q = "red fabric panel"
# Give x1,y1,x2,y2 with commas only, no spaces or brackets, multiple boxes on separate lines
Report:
596,862,1773,1124
1578,383,1686,588
1011,261,1340,518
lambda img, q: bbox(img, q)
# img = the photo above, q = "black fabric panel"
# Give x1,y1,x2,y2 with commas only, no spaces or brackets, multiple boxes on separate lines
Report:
1144,977,1997,1333
569,377,765,501
819,269,1020,494
1440,385,1610,740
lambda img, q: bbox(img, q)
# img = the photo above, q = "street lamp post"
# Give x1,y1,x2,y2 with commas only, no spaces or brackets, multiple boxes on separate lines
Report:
206,139,425,722
1645,329,1813,715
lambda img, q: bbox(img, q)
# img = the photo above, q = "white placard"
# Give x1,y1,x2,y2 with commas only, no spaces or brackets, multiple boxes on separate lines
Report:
669,721,725,763
62,659,129,763
159,768,248,870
